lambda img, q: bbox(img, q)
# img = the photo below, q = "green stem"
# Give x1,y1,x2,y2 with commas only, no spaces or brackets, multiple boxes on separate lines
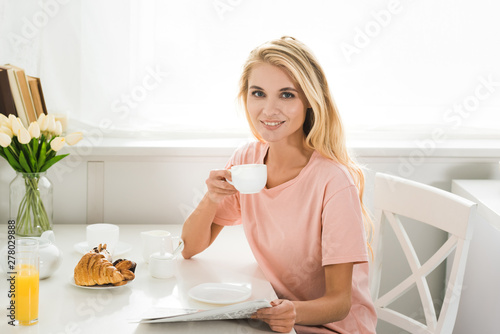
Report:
8,145,19,159
14,174,52,236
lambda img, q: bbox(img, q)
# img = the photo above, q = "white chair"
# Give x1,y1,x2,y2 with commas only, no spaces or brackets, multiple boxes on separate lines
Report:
370,173,476,334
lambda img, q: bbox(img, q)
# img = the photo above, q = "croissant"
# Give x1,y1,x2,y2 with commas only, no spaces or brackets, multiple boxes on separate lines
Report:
74,244,137,286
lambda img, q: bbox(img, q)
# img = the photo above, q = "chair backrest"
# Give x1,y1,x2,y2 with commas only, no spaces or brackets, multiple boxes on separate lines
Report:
370,173,476,334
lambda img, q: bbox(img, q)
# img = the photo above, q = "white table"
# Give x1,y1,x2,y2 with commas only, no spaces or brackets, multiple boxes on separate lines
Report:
0,224,294,333
451,180,500,334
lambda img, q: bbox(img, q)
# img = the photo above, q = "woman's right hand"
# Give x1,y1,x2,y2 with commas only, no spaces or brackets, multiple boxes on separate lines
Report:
205,169,238,203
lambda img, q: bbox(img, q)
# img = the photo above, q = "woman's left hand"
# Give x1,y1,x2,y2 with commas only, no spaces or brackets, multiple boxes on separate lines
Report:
252,299,296,333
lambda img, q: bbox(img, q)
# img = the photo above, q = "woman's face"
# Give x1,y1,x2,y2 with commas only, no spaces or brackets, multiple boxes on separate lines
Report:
247,63,309,145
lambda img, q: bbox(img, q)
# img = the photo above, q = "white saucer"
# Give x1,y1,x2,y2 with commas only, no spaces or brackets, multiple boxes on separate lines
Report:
70,276,132,289
74,241,132,256
188,283,251,304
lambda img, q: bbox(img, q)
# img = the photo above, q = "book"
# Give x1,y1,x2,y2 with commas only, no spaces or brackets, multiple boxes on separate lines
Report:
6,64,37,124
0,68,17,117
132,299,271,323
27,76,48,117
0,65,29,126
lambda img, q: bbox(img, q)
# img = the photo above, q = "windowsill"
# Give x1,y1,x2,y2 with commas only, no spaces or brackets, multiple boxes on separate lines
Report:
60,119,500,158
59,136,500,159
63,136,252,157
349,138,500,158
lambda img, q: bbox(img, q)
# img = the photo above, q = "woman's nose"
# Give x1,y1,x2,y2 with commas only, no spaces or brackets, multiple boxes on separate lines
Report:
262,99,280,116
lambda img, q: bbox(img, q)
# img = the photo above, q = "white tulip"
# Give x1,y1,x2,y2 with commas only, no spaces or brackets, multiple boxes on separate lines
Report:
28,122,41,139
1,126,13,138
7,114,17,130
37,113,46,124
0,132,11,148
0,114,8,125
11,117,25,137
65,131,83,146
47,115,56,133
39,114,49,131
50,137,65,152
18,128,31,144
54,121,63,136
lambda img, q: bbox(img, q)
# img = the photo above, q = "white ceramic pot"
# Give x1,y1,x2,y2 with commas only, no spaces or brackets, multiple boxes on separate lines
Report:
1,230,62,279
149,253,175,279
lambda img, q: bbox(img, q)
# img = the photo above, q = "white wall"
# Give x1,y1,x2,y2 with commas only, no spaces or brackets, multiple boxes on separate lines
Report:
3,141,499,226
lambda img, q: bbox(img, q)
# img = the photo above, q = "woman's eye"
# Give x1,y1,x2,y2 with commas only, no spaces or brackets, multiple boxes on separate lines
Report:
281,92,295,99
252,91,265,97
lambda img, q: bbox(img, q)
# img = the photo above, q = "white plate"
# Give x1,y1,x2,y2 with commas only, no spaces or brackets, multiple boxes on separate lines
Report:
69,276,131,289
74,241,132,256
188,283,251,304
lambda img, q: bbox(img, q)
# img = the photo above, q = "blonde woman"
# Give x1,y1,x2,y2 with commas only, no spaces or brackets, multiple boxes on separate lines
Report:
182,36,376,334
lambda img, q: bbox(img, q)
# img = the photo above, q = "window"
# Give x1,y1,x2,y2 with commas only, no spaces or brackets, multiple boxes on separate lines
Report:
1,0,499,139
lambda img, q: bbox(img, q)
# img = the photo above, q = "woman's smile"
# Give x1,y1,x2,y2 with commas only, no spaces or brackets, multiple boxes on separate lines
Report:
261,120,286,129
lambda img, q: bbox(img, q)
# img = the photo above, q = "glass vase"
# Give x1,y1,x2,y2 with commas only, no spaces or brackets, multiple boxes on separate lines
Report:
9,172,53,237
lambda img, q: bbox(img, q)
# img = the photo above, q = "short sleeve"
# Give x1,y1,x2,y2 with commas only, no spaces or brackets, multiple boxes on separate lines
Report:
321,185,369,266
213,193,242,226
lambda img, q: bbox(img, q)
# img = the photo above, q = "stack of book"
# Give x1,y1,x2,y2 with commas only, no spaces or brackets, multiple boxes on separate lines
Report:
0,64,48,127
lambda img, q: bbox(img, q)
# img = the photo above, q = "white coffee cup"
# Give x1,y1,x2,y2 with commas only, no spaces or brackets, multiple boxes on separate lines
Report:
141,230,181,263
86,223,119,255
228,164,267,194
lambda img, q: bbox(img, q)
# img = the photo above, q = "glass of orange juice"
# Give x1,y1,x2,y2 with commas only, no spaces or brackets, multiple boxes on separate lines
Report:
13,238,39,326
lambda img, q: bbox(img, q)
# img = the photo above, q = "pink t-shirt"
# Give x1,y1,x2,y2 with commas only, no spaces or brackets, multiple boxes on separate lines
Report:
213,142,377,334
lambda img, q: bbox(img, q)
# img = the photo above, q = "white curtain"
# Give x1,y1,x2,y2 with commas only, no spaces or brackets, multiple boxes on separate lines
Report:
1,0,499,139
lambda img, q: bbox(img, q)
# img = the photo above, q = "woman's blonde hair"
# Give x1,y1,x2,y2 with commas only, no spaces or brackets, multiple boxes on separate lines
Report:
238,36,373,246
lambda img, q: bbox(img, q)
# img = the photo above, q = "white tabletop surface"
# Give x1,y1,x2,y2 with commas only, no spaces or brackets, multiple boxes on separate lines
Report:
0,224,293,333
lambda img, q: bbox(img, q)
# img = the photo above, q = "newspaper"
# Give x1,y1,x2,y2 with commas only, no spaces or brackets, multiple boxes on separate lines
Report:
135,299,271,323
